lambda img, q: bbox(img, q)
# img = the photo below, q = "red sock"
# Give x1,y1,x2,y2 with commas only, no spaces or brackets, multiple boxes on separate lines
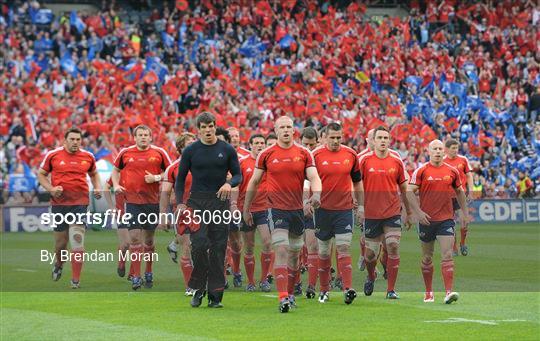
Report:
118,247,127,269
180,256,193,288
287,266,298,295
441,260,454,293
307,253,318,287
269,251,275,275
386,255,400,292
71,249,84,282
301,245,308,267
366,259,377,281
337,254,352,290
421,260,434,292
244,254,255,285
460,226,468,246
274,265,288,300
360,235,366,257
129,244,143,278
143,244,155,274
231,249,241,274
380,247,388,269
318,256,331,291
55,249,65,268
260,251,272,282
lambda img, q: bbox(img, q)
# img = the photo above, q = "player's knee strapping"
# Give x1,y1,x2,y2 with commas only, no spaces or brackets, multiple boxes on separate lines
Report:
385,231,401,247
365,240,381,258
317,239,331,257
335,233,352,246
69,225,85,251
288,236,304,253
271,230,289,247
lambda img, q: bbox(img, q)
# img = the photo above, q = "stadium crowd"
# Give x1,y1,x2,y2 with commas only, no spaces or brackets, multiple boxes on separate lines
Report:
1,0,539,204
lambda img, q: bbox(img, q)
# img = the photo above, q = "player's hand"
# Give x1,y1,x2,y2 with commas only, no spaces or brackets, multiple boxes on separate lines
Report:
355,206,364,223
230,202,239,213
303,203,314,217
309,193,321,210
145,171,157,184
403,212,413,231
243,208,253,226
415,210,431,226
175,204,187,218
217,183,232,201
50,186,63,198
93,190,102,199
114,185,126,194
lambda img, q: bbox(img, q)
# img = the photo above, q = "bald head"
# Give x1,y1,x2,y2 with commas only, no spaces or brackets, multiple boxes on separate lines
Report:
366,129,375,150
428,139,444,165
274,116,294,146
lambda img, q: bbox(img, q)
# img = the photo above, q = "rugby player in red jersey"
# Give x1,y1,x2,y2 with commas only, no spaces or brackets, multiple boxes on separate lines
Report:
408,140,469,304
443,139,474,256
231,134,272,292
357,126,412,299
159,132,196,296
243,116,322,313
112,125,171,290
38,127,102,289
357,128,405,278
312,122,362,305
299,127,320,299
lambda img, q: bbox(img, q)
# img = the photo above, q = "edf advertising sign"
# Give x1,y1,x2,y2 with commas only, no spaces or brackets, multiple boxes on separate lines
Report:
470,200,540,224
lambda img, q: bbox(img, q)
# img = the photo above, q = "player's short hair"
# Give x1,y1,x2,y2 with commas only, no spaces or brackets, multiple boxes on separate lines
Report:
249,133,265,144
301,127,318,141
176,132,196,152
216,126,231,143
196,112,216,128
265,133,277,142
326,122,342,132
64,127,82,139
227,127,239,133
319,125,327,138
445,138,459,148
373,126,389,137
133,124,152,137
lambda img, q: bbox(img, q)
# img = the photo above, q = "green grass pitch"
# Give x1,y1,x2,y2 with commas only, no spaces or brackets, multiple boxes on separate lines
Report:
1,224,539,340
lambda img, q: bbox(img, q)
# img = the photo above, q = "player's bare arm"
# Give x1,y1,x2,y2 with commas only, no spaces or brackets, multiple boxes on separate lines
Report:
455,187,470,223
158,181,173,230
111,167,125,193
305,167,322,209
243,168,264,226
89,171,102,199
353,181,364,221
406,183,431,225
37,168,63,198
400,181,413,228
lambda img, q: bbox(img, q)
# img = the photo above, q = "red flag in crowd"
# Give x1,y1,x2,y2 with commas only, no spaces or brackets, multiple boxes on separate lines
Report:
419,124,437,144
391,123,413,142
443,118,460,132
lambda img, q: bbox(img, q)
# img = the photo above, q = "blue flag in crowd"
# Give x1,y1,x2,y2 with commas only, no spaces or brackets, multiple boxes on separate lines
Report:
60,53,78,78
8,163,37,193
70,11,86,34
145,57,168,82
34,9,54,25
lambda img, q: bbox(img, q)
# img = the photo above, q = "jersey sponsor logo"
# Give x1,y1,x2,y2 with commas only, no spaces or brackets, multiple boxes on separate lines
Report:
428,176,434,181
59,160,66,165
128,157,135,162
446,227,454,233
322,161,329,165
70,161,78,165
246,167,252,173
369,168,375,172
283,158,291,162
345,224,352,231
272,159,279,164
218,153,224,158
332,161,341,165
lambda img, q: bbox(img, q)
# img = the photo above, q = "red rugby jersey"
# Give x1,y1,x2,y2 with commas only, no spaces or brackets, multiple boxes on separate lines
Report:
313,144,361,210
236,146,251,159
358,151,407,219
238,154,267,212
410,162,462,221
39,147,96,206
163,157,192,205
443,154,471,191
113,145,171,204
255,143,315,210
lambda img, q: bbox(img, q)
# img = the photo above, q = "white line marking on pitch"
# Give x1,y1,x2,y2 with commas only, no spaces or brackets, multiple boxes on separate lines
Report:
262,294,278,298
424,318,528,326
15,269,37,272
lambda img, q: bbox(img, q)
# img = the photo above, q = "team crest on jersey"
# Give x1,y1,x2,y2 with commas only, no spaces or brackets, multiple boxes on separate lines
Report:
148,156,158,162
293,156,301,162
458,164,463,169
344,159,350,165
443,175,451,182
81,160,88,165
388,167,396,174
